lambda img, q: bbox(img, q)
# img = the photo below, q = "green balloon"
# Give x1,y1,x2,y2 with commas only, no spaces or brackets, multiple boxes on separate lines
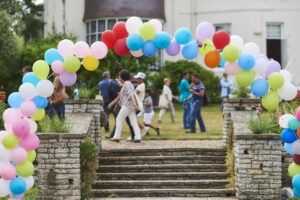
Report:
222,44,240,62
288,117,300,130
16,161,34,177
262,91,280,111
236,69,255,87
288,162,300,178
64,56,81,73
2,133,19,149
33,60,50,80
27,150,36,162
139,22,156,40
268,72,284,89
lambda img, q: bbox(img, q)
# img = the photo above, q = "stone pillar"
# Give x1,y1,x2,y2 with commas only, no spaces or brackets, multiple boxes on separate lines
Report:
282,151,293,187
65,99,102,148
36,133,83,200
223,98,260,148
234,134,282,200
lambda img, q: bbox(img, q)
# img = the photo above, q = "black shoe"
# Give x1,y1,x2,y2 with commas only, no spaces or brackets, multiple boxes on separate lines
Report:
156,127,161,136
145,132,150,136
134,140,141,143
186,130,196,133
110,138,120,143
105,136,112,139
201,130,206,133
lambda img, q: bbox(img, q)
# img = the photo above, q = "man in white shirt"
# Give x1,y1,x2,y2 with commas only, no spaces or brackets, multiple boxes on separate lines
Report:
220,73,232,111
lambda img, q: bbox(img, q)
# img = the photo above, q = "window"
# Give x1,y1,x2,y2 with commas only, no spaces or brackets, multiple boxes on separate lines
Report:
214,23,231,35
267,24,282,39
266,23,285,66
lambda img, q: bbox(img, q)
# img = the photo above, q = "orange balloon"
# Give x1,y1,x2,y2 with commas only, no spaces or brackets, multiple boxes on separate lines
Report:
297,127,300,138
204,50,221,68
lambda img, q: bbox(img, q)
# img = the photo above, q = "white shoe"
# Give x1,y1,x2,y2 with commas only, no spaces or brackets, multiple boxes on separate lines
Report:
141,127,149,137
126,136,133,142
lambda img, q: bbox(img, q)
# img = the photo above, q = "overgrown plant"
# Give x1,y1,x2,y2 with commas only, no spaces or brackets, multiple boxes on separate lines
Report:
232,87,251,98
226,121,235,188
0,100,7,130
248,118,279,134
80,137,98,200
37,115,70,133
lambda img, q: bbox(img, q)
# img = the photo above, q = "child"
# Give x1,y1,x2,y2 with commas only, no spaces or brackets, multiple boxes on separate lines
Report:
143,89,161,136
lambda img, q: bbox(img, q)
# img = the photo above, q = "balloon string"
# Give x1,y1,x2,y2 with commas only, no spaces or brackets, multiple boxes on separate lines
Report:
47,73,54,79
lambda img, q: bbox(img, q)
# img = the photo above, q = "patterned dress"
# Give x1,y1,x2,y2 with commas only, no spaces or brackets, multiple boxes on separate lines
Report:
119,81,135,110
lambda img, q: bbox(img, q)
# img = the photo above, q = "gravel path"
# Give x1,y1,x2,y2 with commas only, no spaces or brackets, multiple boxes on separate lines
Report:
101,140,224,150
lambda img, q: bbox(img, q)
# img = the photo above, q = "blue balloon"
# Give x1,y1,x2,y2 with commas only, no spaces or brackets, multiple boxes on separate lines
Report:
142,40,157,57
219,53,226,68
285,143,294,155
175,28,192,45
281,128,298,144
44,48,64,65
251,79,269,97
288,117,300,130
238,54,255,70
293,174,300,190
154,32,171,49
8,92,25,109
294,187,300,198
10,178,26,195
126,34,143,51
182,41,198,60
22,72,40,87
33,95,48,109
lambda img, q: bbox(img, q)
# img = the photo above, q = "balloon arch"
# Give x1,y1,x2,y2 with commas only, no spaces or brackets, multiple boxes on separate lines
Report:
0,16,300,198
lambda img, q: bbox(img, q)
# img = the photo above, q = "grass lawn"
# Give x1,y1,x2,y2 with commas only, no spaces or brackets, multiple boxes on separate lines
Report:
102,103,223,140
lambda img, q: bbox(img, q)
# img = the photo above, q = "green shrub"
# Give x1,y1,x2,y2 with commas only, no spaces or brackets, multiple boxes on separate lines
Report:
0,101,7,130
37,115,70,133
248,118,279,134
78,87,98,99
80,137,98,200
232,87,251,98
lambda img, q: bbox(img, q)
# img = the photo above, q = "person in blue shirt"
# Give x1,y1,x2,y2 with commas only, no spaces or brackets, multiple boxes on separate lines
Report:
178,72,192,129
98,72,120,132
220,73,232,111
184,73,206,133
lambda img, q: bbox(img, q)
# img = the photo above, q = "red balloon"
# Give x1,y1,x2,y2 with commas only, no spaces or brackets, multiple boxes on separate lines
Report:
212,30,230,50
113,22,128,39
101,30,117,49
294,154,300,165
114,38,130,56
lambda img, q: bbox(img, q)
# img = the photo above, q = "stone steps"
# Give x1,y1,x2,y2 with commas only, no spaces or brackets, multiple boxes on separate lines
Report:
97,172,230,180
99,155,226,165
92,188,234,198
93,180,230,189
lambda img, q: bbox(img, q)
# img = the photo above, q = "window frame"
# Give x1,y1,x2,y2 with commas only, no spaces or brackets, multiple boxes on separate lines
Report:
214,23,232,35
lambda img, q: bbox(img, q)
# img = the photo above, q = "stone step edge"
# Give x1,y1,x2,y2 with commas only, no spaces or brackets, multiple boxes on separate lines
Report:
100,148,225,153
94,180,230,184
98,164,227,168
99,155,226,160
92,188,235,193
97,172,230,175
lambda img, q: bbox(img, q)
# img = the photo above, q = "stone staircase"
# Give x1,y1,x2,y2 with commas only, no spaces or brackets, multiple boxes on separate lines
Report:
92,148,234,198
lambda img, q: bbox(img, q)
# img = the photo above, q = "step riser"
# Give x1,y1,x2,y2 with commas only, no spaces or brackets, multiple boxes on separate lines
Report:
97,168,226,173
99,160,225,165
100,151,226,157
97,174,229,180
93,183,229,189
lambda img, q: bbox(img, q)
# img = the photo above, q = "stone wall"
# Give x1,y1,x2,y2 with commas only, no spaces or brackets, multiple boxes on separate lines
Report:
282,152,293,188
65,99,102,149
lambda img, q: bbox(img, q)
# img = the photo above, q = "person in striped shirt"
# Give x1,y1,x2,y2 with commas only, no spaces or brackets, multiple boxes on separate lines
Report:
184,73,206,133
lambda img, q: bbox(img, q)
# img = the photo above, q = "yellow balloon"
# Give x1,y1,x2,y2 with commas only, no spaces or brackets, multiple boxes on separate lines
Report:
2,133,19,149
288,162,300,178
16,161,34,177
139,23,156,40
31,108,45,121
83,55,99,71
199,39,214,55
32,60,50,80
27,150,36,162
64,56,81,73
262,91,280,111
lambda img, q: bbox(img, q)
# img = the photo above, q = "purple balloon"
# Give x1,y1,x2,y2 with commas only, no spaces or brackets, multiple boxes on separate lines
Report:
60,70,77,86
196,22,214,41
10,193,24,199
265,60,281,78
166,39,181,56
256,54,268,61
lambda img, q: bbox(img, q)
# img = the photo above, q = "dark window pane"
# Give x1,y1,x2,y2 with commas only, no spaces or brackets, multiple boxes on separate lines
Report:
98,20,105,32
118,18,126,22
86,22,89,34
86,36,90,45
108,19,116,30
91,34,96,44
267,39,282,65
142,19,148,23
98,33,102,41
91,21,96,33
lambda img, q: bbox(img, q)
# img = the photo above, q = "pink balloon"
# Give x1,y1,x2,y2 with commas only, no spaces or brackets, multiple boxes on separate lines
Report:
130,50,143,57
90,41,108,59
51,60,64,73
296,107,300,121
11,147,28,164
225,62,241,75
57,39,75,58
19,133,40,151
3,108,23,124
196,22,214,41
4,123,12,133
149,19,162,33
60,70,77,87
12,119,30,138
74,41,90,58
0,164,17,181
20,101,36,117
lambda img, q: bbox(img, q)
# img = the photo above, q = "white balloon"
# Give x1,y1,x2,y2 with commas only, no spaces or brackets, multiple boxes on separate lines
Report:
36,80,54,98
0,179,10,197
149,19,162,33
280,70,292,83
242,42,260,56
0,145,11,161
0,161,10,172
292,140,300,155
24,117,37,133
278,83,297,101
19,83,37,100
279,114,294,129
126,17,143,34
21,176,34,190
230,35,244,51
253,58,269,74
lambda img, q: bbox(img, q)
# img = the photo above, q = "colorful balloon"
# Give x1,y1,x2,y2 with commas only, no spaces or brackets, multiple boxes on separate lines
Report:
0,164,16,181
44,48,64,65
2,134,19,149
280,70,292,83
32,60,49,80
250,79,269,97
212,30,230,50
204,50,221,68
154,32,171,49
199,40,214,56
175,28,192,45
9,177,26,195
279,114,294,129
36,80,54,98
113,22,128,39
267,72,284,89
57,39,75,58
60,70,77,87
26,151,36,162
0,178,10,197
74,41,90,58
130,50,143,57
11,147,28,164
63,56,81,73
292,140,300,155
224,62,241,75
253,58,269,74
12,119,30,138
166,39,181,56
101,30,117,49
90,41,108,59
114,38,130,56
236,69,255,87
278,83,297,101
31,108,45,121
3,108,22,124
33,96,48,109
288,162,300,178
281,128,298,144
196,22,214,41
288,117,300,130
125,17,143,34
126,34,143,51
222,44,240,62
139,22,156,40
265,60,281,78
51,60,64,73
285,143,294,155
182,41,198,60
242,42,260,56
238,54,255,70
262,91,280,111
19,133,40,151
19,83,37,100
22,72,40,87
142,40,157,57
82,55,99,71
230,35,244,51
149,19,162,33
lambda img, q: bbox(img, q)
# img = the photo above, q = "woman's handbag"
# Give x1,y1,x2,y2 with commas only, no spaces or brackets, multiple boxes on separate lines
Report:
158,94,168,109
203,92,211,106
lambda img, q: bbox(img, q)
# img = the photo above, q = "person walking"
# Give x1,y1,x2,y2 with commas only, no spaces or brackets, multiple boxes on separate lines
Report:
158,78,178,123
184,73,206,133
49,76,69,120
178,72,192,129
110,70,141,143
220,73,232,111
98,72,120,132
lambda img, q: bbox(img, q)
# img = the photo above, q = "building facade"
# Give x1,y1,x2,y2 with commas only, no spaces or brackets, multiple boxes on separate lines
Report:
44,0,300,85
